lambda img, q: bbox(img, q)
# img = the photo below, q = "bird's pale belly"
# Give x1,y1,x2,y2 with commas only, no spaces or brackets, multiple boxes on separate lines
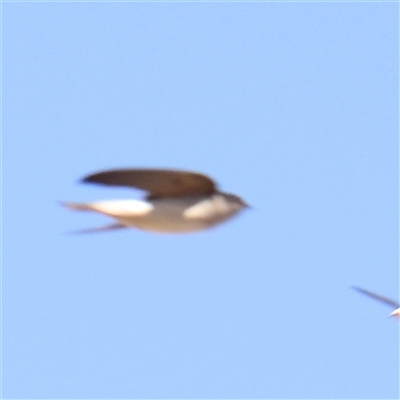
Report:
120,215,210,233
117,197,211,233
117,196,234,233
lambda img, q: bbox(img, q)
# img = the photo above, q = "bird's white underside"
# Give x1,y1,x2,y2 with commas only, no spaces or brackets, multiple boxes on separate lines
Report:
390,308,400,318
68,195,244,233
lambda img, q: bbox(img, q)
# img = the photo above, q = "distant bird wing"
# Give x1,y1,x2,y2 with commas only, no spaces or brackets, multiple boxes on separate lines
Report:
82,169,217,199
352,286,400,309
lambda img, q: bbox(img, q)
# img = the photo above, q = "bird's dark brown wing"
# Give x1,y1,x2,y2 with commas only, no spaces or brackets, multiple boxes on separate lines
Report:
82,169,217,198
352,286,400,308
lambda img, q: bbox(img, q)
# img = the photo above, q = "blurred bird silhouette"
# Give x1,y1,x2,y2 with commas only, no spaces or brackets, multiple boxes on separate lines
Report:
63,168,249,234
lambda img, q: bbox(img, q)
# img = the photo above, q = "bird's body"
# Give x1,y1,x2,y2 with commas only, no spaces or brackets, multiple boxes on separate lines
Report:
63,169,248,234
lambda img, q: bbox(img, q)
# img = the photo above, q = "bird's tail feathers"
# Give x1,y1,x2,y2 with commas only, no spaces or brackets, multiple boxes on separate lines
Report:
66,223,126,234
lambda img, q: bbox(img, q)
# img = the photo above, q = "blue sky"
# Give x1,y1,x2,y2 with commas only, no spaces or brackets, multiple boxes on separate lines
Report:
3,3,399,399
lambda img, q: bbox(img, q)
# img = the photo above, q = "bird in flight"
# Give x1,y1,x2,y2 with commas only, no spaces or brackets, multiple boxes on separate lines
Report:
352,286,400,318
63,168,249,234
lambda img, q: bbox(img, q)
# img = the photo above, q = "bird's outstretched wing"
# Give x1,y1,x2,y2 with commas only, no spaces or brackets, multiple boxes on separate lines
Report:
352,286,400,309
82,169,217,199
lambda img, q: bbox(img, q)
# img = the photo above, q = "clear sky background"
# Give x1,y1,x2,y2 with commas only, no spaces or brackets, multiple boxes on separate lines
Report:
3,3,399,399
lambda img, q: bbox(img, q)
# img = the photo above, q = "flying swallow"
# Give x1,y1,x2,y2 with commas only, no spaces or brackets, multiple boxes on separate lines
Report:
352,286,400,318
63,168,249,234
